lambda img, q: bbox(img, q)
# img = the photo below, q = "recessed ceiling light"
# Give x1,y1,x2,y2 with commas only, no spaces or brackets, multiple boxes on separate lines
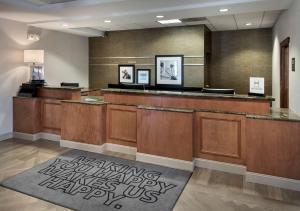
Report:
157,19,182,24
219,8,229,12
62,23,69,27
156,15,164,18
245,22,253,26
104,20,111,23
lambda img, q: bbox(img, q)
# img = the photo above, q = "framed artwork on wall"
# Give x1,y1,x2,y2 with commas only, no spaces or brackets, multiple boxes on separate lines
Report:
155,55,184,87
118,64,135,84
137,69,151,85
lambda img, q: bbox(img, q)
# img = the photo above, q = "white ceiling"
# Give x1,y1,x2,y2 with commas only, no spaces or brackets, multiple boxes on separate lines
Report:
0,0,294,37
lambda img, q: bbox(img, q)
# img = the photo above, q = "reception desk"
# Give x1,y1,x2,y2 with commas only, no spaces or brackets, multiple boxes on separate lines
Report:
13,87,300,191
13,86,81,137
101,89,273,164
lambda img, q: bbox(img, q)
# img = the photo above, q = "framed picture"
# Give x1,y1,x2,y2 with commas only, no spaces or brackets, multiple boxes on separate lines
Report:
155,55,184,87
118,65,135,84
137,69,151,85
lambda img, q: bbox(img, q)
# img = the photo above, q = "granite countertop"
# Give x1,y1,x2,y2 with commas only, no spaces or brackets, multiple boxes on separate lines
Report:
62,96,107,105
42,86,82,90
81,88,101,93
101,88,275,101
137,105,194,113
39,86,101,92
195,108,246,116
247,108,300,122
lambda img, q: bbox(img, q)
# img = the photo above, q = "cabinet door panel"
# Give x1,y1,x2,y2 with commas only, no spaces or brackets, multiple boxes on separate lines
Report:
106,105,137,146
137,109,193,161
61,103,106,145
195,112,246,164
247,119,300,180
13,97,41,134
41,100,61,134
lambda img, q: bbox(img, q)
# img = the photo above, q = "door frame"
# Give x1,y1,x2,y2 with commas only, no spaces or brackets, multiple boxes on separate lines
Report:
280,37,290,108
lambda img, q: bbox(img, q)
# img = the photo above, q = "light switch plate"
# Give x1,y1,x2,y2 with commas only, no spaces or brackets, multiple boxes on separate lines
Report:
292,58,295,72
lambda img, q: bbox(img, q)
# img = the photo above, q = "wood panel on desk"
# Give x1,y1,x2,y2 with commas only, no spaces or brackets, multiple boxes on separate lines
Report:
61,102,106,145
106,104,137,147
103,92,270,115
246,119,300,180
13,97,41,134
37,88,81,100
137,109,193,161
81,90,102,96
41,99,61,135
161,96,270,115
103,93,161,107
195,112,246,164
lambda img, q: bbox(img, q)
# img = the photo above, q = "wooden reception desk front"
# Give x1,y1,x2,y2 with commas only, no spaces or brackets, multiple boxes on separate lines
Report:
13,87,300,191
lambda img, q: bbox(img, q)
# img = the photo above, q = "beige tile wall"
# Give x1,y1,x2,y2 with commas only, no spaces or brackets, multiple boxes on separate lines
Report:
89,25,206,88
209,29,272,95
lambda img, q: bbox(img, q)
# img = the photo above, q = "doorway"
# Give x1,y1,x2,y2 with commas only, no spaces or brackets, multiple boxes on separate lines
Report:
280,37,290,108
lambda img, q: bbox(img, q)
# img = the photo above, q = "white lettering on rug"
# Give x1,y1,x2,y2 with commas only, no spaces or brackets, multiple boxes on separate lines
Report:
38,156,177,209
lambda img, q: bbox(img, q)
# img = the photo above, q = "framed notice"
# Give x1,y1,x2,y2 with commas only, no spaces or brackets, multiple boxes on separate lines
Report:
137,69,151,85
249,77,265,95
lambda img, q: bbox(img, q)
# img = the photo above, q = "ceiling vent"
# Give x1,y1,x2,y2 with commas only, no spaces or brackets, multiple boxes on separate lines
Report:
181,17,207,23
69,27,105,37
26,0,77,6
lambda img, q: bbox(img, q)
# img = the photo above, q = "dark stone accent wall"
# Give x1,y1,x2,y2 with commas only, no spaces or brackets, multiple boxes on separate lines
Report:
209,29,273,95
89,25,205,88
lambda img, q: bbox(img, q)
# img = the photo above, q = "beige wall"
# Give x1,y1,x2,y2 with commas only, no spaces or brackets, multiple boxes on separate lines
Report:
273,0,300,115
35,30,89,87
209,29,273,95
0,18,88,138
89,25,206,88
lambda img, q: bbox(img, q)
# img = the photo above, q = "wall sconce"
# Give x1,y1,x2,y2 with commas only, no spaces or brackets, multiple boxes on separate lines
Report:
24,50,45,84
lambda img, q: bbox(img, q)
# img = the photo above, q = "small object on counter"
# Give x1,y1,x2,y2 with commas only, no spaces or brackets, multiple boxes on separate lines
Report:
17,82,43,97
60,82,79,87
84,98,98,102
202,88,235,95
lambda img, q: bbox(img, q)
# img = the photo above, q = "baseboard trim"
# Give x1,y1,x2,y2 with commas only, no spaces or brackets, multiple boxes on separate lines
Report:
60,140,104,153
39,133,60,142
194,158,246,175
246,172,300,192
136,152,194,172
13,132,39,141
13,132,61,142
0,132,13,141
103,143,137,155
10,134,300,191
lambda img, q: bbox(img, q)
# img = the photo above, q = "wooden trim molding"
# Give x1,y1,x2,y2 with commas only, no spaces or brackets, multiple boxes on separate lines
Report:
280,37,290,108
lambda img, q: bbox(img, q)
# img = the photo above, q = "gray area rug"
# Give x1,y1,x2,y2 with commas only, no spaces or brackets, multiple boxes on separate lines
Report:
1,150,191,211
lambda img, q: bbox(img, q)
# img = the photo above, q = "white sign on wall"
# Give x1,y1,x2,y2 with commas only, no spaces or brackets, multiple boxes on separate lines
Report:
249,77,265,95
